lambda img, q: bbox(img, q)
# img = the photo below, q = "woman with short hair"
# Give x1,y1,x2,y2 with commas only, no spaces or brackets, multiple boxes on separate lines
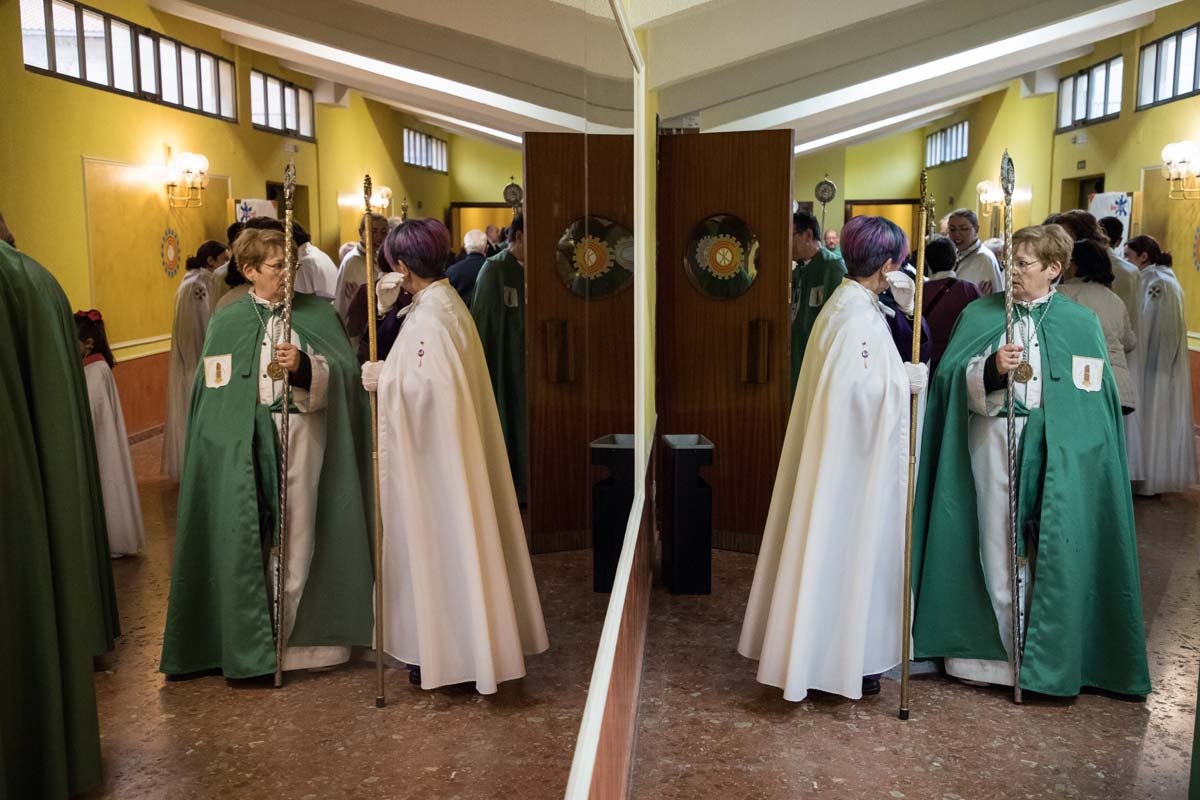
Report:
1058,239,1136,412
362,217,548,693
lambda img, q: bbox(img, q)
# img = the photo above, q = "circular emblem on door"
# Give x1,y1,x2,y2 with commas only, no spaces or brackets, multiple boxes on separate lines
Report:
684,213,759,299
162,228,181,277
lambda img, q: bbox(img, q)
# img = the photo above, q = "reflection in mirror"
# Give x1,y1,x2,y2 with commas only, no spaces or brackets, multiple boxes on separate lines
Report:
556,215,635,298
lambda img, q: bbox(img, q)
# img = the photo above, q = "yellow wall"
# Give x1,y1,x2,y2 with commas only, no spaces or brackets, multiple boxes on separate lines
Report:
794,145,847,230
0,0,318,349
846,129,925,201
0,0,533,360
448,134,523,203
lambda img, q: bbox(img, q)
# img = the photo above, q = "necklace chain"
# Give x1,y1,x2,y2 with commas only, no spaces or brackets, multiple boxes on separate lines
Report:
1015,295,1053,369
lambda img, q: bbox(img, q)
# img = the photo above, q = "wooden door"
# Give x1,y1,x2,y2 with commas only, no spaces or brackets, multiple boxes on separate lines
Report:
657,131,793,552
525,133,635,553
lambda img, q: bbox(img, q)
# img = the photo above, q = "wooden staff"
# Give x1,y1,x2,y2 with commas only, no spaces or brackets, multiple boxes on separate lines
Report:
899,169,930,721
273,160,298,688
1000,151,1022,704
363,176,387,708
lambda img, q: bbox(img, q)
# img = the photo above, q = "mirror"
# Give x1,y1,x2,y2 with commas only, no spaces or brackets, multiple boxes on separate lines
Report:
556,215,635,298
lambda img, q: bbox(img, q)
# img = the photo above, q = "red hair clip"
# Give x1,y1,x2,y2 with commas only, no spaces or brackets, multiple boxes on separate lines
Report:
75,309,103,322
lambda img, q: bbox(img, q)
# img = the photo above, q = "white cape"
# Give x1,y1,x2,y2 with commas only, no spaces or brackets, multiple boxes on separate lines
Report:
377,280,548,693
162,269,211,480
1135,265,1196,494
84,359,145,556
738,280,909,701
1111,251,1145,478
296,242,338,301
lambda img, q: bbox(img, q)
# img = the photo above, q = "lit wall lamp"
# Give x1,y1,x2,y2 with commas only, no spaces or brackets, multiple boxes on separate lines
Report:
369,185,393,214
976,180,1004,210
166,149,210,208
1162,141,1200,200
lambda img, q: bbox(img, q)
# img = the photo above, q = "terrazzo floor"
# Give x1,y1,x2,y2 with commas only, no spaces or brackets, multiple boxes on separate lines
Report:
630,492,1200,799
81,435,609,800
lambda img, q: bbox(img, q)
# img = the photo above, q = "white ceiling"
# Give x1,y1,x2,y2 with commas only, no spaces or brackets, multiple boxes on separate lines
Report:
151,0,1178,153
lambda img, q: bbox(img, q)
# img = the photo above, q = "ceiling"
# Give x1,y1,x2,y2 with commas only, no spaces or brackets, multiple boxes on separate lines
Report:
151,0,1179,153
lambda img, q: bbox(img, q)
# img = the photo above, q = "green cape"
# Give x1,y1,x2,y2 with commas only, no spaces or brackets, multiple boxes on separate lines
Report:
470,249,528,496
912,292,1151,697
0,241,117,798
791,247,847,394
160,294,374,678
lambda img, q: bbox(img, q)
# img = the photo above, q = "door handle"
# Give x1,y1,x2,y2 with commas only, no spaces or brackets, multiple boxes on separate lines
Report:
741,318,771,384
545,319,574,383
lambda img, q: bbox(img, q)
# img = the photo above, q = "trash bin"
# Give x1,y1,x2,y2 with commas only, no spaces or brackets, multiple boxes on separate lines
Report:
661,434,713,594
590,434,635,593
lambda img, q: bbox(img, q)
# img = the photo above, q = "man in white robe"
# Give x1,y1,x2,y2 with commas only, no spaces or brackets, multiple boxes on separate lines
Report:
948,209,1004,294
363,218,548,694
162,264,212,481
335,212,389,325
294,224,338,301
1125,238,1197,495
738,216,926,702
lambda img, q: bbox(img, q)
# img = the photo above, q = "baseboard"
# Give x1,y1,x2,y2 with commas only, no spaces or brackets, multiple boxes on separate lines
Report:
128,424,164,445
713,528,761,555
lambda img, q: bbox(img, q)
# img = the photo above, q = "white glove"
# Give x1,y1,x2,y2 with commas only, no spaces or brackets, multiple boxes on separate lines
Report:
376,272,405,315
361,360,384,393
905,362,929,395
886,270,916,315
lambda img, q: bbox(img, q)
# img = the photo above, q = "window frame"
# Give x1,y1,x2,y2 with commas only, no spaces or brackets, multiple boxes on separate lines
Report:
248,69,316,142
1055,54,1123,133
924,120,969,168
402,127,449,174
19,0,236,123
1137,22,1200,111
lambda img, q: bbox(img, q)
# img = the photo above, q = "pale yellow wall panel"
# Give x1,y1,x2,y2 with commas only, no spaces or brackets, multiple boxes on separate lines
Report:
1137,167,1200,334
448,134,523,203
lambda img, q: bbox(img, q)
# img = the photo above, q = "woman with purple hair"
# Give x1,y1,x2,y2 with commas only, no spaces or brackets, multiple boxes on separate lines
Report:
738,215,927,702
361,217,548,693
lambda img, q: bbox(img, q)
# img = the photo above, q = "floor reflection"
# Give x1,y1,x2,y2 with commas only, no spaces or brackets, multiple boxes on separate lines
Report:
83,435,607,800
632,490,1199,799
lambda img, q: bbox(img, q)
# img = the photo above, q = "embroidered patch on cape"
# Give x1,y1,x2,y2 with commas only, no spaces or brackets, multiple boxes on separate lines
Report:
204,354,232,388
504,287,519,308
1071,355,1103,392
809,286,825,307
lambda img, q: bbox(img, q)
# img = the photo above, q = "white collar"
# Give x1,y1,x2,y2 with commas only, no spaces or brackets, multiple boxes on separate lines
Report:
249,290,283,310
955,240,982,263
1016,288,1056,309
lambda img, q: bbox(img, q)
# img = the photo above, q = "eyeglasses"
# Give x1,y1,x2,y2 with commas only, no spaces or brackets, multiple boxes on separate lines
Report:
1011,259,1041,272
257,260,287,274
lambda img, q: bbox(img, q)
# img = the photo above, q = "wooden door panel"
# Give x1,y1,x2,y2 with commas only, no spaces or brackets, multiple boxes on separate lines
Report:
525,133,635,553
657,131,793,551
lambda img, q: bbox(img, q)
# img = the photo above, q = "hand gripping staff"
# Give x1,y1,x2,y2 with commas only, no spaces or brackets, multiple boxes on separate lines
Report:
899,169,930,721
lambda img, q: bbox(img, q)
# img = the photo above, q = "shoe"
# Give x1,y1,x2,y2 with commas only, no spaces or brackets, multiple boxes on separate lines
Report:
862,677,881,696
408,665,422,686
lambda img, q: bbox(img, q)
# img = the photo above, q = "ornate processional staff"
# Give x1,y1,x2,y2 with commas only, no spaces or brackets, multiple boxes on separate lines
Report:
363,175,387,708
272,160,298,688
899,169,931,721
1000,151,1023,705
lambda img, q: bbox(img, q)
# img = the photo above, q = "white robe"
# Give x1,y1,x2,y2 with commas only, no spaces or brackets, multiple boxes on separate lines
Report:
162,269,212,480
250,292,349,671
1135,266,1197,495
376,279,548,693
738,280,910,701
1110,251,1144,478
333,248,378,325
209,264,231,305
84,358,145,556
944,292,1051,685
296,242,338,301
956,241,1005,295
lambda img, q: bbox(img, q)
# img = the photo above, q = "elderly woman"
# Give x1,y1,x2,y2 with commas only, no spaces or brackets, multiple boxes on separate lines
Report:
739,215,927,702
161,228,375,679
1058,239,1137,413
913,224,1150,698
1124,235,1197,495
362,218,548,693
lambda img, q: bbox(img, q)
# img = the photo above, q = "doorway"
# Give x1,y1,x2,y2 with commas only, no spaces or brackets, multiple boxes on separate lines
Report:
265,181,311,230
844,199,921,244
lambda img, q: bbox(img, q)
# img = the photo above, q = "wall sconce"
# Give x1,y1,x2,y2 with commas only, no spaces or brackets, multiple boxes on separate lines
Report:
1161,141,1200,200
976,180,1004,209
166,149,210,208
369,185,393,213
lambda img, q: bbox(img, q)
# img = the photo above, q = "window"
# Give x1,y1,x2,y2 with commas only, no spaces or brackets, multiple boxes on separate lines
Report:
249,70,315,140
1138,22,1200,109
1057,55,1122,131
18,0,236,122
403,128,448,173
924,120,968,168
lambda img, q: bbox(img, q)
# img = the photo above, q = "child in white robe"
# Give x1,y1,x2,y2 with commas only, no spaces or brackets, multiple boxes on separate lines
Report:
76,310,145,557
